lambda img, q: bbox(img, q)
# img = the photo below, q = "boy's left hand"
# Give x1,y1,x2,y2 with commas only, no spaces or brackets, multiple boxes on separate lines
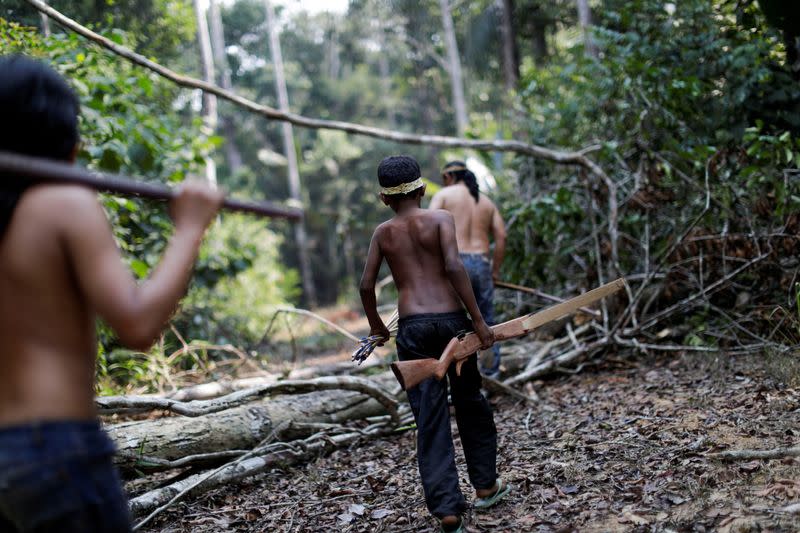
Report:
474,320,495,350
370,325,391,346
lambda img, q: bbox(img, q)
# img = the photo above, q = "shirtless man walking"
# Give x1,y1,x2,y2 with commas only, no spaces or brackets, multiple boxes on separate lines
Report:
0,56,223,532
429,161,507,377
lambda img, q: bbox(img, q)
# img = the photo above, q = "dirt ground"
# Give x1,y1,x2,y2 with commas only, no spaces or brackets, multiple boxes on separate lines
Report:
140,350,800,532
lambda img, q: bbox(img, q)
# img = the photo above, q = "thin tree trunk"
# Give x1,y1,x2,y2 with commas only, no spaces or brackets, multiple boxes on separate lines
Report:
326,22,341,79
377,28,396,127
531,13,549,65
264,0,318,307
39,0,50,36
208,0,244,174
439,0,468,137
193,0,218,186
576,0,598,58
497,0,519,91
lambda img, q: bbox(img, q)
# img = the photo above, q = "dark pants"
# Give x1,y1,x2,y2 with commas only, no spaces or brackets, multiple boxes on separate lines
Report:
0,421,131,533
460,253,500,377
396,311,498,518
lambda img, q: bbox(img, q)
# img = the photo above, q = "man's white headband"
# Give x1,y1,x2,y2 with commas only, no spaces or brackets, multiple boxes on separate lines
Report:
380,177,424,195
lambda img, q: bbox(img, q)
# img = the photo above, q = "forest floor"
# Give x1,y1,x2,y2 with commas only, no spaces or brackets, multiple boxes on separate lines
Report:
139,347,800,532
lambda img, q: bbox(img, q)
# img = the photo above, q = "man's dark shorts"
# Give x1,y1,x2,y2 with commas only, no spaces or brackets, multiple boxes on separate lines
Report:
0,421,131,533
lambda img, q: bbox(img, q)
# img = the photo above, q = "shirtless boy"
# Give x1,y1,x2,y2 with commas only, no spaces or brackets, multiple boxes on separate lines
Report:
0,56,223,532
429,162,506,377
359,155,510,533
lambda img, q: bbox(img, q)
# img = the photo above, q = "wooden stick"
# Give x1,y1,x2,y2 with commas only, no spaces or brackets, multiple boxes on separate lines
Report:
494,280,602,318
709,446,800,461
0,151,303,220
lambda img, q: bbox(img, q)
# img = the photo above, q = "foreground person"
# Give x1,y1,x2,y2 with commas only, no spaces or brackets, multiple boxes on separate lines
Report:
0,56,223,532
359,155,511,532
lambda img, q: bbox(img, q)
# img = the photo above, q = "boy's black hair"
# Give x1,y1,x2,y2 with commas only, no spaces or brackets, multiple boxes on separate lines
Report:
0,55,79,239
377,155,423,199
443,160,480,203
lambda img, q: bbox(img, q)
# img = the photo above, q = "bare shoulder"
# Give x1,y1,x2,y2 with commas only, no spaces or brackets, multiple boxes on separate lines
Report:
372,219,393,241
18,184,105,229
478,194,500,215
22,184,99,211
437,185,460,198
478,193,498,210
428,208,454,224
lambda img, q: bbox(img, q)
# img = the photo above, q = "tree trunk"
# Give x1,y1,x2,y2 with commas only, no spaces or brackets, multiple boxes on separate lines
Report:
264,0,318,307
531,14,549,65
208,0,244,174
497,0,519,91
576,0,598,58
193,0,218,186
39,0,51,36
439,0,468,137
377,29,396,127
108,387,390,468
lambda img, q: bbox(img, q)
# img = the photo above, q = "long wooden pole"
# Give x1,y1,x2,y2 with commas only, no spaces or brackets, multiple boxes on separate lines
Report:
0,151,302,220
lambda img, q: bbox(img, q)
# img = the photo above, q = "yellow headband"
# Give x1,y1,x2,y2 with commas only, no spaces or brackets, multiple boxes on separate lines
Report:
443,165,466,172
380,177,424,195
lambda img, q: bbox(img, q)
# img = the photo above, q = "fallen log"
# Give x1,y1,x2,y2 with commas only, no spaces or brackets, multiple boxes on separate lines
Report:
165,359,387,402
98,376,400,422
108,376,398,471
128,418,411,521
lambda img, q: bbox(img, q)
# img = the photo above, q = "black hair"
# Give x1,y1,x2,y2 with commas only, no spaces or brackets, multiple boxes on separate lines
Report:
443,160,479,203
377,155,423,199
0,55,79,239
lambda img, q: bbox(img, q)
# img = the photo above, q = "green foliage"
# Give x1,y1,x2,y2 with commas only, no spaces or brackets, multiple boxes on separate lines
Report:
1,20,294,391
502,0,800,292
179,214,299,346
1,0,196,59
503,187,583,287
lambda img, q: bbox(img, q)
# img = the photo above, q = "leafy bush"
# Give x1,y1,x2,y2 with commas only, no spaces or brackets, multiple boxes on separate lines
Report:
500,0,799,343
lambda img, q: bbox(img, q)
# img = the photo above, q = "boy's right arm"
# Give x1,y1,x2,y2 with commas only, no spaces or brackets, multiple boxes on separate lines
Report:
359,230,389,344
437,212,494,349
61,181,223,350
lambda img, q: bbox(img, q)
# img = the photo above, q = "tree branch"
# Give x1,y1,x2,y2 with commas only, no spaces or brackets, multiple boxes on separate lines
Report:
23,0,608,175
97,375,401,424
709,446,800,461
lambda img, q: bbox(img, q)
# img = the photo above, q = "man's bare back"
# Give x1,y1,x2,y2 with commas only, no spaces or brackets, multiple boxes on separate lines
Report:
0,182,221,426
429,182,503,255
370,207,463,317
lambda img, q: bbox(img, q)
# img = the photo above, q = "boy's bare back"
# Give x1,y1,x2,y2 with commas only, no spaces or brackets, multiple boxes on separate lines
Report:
0,186,100,424
370,207,463,317
0,182,220,426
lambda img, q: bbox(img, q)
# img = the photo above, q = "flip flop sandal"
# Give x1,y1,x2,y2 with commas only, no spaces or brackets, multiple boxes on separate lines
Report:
439,517,464,533
474,477,512,510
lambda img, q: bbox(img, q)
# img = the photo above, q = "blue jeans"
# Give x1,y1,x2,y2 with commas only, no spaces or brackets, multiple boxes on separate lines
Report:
460,253,500,377
396,312,498,518
0,421,131,532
